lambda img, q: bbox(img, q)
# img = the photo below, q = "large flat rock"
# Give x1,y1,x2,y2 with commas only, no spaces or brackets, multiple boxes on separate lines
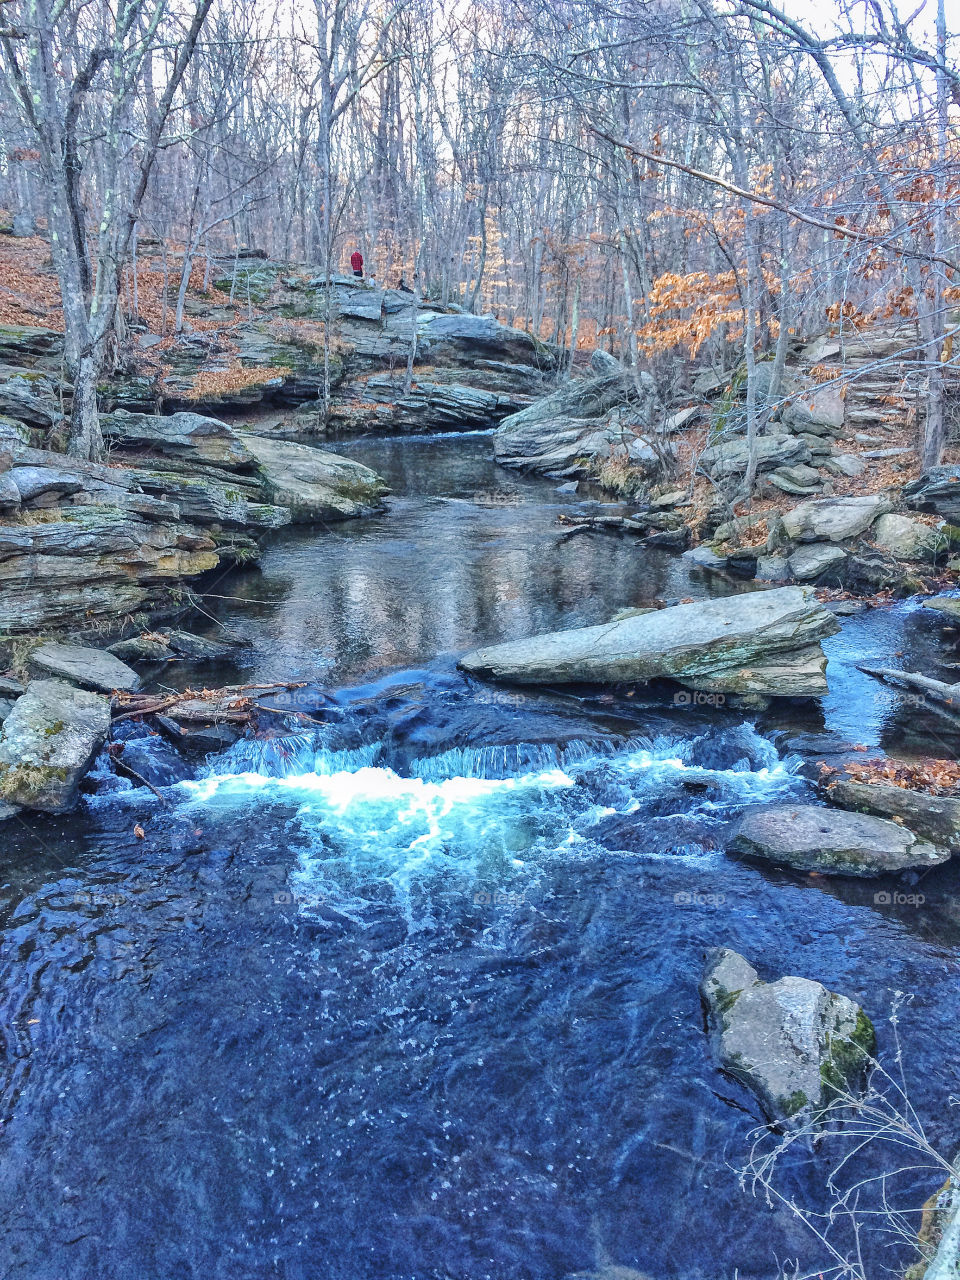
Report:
28,642,141,693
730,802,949,875
0,679,111,813
458,585,838,695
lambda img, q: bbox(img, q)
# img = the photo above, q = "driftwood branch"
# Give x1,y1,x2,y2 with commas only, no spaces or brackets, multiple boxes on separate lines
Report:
858,665,960,712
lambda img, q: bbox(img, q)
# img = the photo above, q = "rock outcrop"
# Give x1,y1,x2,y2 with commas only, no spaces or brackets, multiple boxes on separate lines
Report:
0,405,387,632
108,275,559,431
700,948,876,1125
729,803,949,875
0,448,221,632
0,679,111,813
459,585,838,698
904,465,960,524
494,367,662,481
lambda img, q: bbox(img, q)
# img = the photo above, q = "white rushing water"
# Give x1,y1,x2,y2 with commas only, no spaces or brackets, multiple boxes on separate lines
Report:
175,725,805,920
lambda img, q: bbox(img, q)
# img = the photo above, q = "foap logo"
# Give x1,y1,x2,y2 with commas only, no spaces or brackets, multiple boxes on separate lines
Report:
273,890,328,907
473,889,526,907
474,690,526,708
874,890,926,907
673,690,725,708
674,889,726,908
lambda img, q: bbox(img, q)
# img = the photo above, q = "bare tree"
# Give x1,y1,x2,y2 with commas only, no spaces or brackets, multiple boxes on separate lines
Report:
0,0,213,458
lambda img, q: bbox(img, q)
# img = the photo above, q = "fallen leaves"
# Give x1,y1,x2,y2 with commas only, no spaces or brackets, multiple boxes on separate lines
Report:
821,755,960,796
183,365,289,401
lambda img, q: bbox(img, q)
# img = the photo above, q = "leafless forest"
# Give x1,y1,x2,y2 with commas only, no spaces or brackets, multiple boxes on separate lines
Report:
0,0,956,462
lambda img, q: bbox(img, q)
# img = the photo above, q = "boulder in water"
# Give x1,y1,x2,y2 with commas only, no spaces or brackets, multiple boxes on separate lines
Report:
729,802,949,875
923,595,960,622
700,947,875,1125
0,679,111,812
458,585,838,698
825,779,960,849
240,435,388,521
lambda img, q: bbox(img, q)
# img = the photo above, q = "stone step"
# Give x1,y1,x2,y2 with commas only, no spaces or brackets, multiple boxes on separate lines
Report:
845,409,904,424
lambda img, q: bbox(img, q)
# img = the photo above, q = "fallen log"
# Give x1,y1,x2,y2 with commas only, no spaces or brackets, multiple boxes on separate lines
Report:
556,513,649,534
858,665,960,711
110,681,311,724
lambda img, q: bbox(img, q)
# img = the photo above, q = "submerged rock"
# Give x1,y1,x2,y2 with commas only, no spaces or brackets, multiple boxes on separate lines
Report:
459,585,838,697
0,679,111,812
113,735,192,788
730,803,949,875
700,947,875,1125
28,642,140,693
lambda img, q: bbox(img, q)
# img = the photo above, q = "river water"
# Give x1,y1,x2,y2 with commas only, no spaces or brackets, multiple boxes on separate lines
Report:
1,433,959,1279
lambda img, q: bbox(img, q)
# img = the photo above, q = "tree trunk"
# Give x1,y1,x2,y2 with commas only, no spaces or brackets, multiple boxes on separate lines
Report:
67,353,104,461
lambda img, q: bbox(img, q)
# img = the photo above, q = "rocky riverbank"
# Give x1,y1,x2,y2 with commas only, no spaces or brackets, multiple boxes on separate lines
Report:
0,271,561,636
492,326,960,604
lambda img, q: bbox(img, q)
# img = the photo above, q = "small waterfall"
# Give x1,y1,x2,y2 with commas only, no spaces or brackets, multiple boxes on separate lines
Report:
204,731,383,779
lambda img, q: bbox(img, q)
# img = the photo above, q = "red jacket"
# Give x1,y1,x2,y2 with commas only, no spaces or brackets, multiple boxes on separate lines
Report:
350,251,363,271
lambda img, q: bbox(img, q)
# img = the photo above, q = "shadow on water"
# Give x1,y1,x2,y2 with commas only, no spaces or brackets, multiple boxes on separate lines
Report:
1,432,960,1279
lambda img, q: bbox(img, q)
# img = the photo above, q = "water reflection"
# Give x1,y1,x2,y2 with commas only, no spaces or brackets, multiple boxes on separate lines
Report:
197,435,699,685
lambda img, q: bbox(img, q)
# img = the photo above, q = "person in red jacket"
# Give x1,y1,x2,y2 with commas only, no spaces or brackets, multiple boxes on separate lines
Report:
350,249,364,278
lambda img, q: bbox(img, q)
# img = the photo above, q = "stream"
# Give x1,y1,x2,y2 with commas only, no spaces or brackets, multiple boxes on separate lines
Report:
1,432,959,1279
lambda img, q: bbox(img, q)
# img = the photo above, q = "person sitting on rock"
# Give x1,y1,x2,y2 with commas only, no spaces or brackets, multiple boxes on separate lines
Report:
350,249,364,279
